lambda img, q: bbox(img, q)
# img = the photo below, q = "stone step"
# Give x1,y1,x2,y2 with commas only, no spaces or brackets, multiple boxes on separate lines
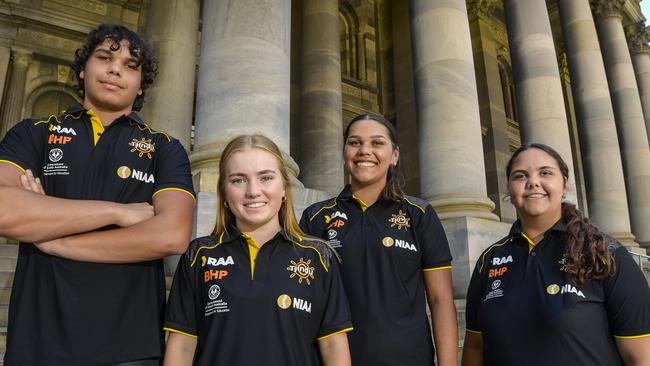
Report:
0,306,7,328
0,259,15,273
0,289,9,306
0,246,17,258
0,273,14,289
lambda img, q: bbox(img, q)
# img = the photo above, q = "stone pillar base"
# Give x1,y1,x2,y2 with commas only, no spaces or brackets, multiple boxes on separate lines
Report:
441,216,511,298
429,196,499,222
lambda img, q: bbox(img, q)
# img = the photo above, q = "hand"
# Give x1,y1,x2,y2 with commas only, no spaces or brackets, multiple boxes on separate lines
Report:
20,169,45,195
116,202,155,227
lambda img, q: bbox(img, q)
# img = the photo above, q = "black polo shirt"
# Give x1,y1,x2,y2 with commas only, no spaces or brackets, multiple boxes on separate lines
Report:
0,104,195,365
465,221,650,366
164,228,352,366
300,186,452,365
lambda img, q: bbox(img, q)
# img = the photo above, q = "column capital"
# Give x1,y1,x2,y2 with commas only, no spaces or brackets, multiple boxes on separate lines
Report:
626,21,650,55
10,49,32,68
467,0,499,19
589,0,626,21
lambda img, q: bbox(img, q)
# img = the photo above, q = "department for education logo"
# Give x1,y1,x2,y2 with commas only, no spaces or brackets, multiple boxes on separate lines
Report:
287,258,315,285
48,148,63,162
389,210,411,230
208,284,221,300
327,229,337,239
491,280,501,290
129,138,155,159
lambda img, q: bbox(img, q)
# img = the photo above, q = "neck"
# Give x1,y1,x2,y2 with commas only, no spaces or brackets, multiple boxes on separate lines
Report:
83,100,131,126
350,178,385,207
238,222,281,247
520,212,561,244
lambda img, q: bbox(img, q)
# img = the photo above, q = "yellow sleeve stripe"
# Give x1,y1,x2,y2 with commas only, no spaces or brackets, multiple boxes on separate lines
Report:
164,327,198,339
613,333,650,339
465,328,482,335
190,232,225,267
0,160,26,172
152,187,196,201
292,240,328,272
422,265,452,272
309,199,338,222
403,197,426,213
479,237,513,272
317,327,354,341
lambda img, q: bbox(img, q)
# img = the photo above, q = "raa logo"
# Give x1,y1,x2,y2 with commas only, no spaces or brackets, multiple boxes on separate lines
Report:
492,255,513,266
129,138,155,159
389,210,411,230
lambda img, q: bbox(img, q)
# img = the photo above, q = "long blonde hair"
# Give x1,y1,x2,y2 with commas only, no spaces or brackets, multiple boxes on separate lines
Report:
212,134,304,240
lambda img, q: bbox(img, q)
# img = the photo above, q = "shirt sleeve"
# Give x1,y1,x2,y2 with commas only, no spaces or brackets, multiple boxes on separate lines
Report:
603,245,650,338
465,258,485,334
152,138,195,200
419,204,453,270
0,119,45,173
317,257,353,340
165,253,199,338
299,209,315,236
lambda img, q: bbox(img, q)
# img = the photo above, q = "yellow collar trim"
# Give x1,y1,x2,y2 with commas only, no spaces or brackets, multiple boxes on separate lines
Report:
86,109,105,146
351,194,369,212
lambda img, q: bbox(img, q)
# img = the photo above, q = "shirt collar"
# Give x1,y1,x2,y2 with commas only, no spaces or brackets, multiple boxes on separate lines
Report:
509,219,567,238
64,104,146,126
220,225,295,245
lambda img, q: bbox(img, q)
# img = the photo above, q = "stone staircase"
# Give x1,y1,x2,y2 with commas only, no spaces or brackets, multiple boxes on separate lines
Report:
0,243,17,365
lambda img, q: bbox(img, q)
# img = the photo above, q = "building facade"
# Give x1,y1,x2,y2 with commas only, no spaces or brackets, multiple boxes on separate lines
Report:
1,0,650,348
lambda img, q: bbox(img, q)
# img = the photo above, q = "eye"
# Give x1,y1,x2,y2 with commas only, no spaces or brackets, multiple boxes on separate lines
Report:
540,169,553,176
260,175,275,182
97,55,110,61
230,177,246,185
511,172,526,180
126,63,139,70
372,140,386,147
347,139,361,147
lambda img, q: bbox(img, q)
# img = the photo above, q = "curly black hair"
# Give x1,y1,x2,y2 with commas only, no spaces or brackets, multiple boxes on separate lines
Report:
71,24,158,111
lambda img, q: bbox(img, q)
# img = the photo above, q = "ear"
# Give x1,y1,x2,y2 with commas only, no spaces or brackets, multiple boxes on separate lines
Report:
391,146,400,166
137,89,142,96
79,70,84,79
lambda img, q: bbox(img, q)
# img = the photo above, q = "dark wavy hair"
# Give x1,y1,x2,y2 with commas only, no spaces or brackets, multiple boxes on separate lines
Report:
506,143,615,286
71,24,158,111
344,113,405,201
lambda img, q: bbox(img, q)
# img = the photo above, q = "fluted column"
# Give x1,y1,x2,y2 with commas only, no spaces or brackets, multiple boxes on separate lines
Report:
558,0,636,246
410,0,496,220
503,0,578,203
627,22,650,144
0,49,32,139
592,0,650,248
140,0,199,150
299,0,343,195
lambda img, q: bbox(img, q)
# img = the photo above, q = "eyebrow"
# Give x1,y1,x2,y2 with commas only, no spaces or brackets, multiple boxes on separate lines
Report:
93,47,139,64
348,135,388,139
227,169,277,178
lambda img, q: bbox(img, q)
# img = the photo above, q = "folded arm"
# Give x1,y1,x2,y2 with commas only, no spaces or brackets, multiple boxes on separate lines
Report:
0,164,154,243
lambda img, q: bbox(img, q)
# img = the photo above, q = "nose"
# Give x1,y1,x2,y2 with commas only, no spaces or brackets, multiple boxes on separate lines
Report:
357,141,371,155
245,180,262,198
525,174,541,188
107,60,122,76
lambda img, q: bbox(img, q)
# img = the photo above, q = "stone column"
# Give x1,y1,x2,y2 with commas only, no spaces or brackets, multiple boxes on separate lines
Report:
299,0,344,195
141,0,199,150
627,22,650,144
558,0,636,246
0,49,32,139
592,0,650,248
410,0,506,298
467,0,517,223
503,0,578,203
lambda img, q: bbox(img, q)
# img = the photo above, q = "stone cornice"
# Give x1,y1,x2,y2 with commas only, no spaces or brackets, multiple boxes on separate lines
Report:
590,0,626,21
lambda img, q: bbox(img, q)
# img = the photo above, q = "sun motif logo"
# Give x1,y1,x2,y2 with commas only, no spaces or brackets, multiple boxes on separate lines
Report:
129,138,155,159
389,210,411,230
287,258,315,285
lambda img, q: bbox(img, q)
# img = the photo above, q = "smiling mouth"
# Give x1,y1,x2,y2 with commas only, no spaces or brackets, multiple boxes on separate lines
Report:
244,202,267,208
100,81,123,89
355,161,377,167
524,193,547,198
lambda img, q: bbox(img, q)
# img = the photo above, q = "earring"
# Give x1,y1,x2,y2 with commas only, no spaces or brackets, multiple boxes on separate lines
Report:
282,196,286,202
224,201,229,208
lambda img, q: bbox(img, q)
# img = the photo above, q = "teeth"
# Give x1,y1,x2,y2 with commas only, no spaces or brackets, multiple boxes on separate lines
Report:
527,194,545,198
245,202,265,208
356,162,376,167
